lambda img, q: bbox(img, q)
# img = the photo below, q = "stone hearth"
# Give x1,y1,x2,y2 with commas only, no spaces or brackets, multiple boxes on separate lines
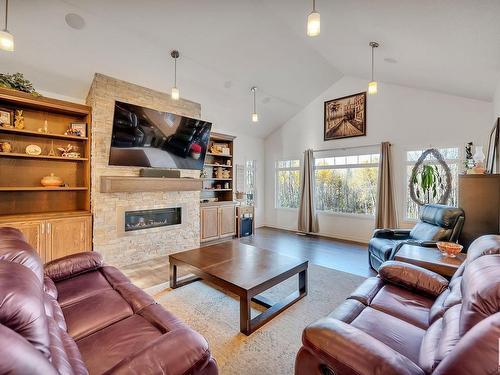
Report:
86,74,202,266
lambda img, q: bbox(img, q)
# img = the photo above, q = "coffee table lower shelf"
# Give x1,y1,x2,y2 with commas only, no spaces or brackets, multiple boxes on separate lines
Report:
169,258,308,335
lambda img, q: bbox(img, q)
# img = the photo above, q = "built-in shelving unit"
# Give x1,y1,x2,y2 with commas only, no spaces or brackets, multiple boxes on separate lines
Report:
0,87,91,217
201,132,235,203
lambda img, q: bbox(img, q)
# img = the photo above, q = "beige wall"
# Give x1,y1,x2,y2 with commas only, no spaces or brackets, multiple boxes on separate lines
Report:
87,73,202,266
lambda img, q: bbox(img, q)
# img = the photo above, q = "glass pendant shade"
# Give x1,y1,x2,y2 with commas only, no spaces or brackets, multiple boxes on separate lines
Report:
171,87,179,100
307,11,320,37
0,30,13,51
368,81,378,95
252,113,259,123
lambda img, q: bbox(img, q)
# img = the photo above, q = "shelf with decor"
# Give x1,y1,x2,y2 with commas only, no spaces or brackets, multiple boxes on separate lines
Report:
0,88,92,263
201,132,235,204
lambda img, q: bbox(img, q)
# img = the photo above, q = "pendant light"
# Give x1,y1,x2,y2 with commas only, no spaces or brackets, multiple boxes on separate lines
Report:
251,87,258,123
368,42,379,95
307,0,320,37
0,0,14,52
170,50,180,100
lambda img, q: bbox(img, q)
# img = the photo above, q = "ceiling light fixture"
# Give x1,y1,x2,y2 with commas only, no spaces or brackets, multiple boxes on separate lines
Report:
170,50,180,100
0,0,14,52
251,87,258,123
307,0,320,37
368,41,379,95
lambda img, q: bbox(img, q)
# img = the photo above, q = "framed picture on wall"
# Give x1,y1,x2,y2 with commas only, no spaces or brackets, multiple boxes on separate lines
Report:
324,92,366,141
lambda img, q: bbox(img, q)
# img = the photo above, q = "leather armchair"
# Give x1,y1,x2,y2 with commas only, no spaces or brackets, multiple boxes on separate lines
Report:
368,204,465,271
296,234,500,375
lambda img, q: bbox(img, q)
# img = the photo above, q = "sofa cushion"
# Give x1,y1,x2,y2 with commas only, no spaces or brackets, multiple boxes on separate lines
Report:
56,271,112,307
370,284,433,329
62,288,133,340
409,222,452,242
77,314,163,374
45,252,104,282
351,306,425,364
0,261,51,358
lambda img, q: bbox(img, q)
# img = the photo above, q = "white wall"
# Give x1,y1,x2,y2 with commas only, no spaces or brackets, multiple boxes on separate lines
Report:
264,76,492,243
494,80,500,120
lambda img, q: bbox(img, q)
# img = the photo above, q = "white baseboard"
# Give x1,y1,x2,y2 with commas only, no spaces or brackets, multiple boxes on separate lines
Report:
259,224,369,245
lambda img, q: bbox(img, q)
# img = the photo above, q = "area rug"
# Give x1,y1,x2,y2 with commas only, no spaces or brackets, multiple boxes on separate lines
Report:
147,264,365,375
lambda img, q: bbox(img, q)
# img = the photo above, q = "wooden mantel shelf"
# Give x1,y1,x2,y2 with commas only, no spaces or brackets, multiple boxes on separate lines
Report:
100,176,203,193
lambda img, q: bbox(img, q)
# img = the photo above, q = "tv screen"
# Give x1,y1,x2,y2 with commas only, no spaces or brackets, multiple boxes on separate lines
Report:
109,101,212,170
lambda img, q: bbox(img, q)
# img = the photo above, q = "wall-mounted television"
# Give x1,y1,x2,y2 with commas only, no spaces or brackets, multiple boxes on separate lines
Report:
109,101,212,170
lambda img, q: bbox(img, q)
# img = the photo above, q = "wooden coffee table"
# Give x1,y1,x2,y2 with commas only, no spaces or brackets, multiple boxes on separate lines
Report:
395,244,466,277
169,241,308,335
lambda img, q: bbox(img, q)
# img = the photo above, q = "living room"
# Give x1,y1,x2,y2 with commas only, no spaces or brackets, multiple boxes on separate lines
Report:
0,1,500,375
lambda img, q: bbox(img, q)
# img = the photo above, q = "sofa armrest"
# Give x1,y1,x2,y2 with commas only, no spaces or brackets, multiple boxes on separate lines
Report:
102,327,213,375
45,252,103,282
379,261,448,297
300,318,424,375
404,239,438,248
373,228,411,239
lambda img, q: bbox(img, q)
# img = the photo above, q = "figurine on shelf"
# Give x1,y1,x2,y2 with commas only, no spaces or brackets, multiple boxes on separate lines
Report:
48,140,56,156
64,125,82,137
38,119,49,134
1,141,12,153
226,159,231,166
57,144,81,158
14,109,24,129
216,166,224,179
222,169,231,179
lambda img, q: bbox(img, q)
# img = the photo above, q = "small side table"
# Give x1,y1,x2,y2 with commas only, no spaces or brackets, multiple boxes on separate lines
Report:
395,244,466,278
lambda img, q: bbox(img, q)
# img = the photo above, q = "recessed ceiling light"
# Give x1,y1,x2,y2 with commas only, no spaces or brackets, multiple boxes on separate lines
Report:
384,57,397,64
65,13,86,30
224,81,232,89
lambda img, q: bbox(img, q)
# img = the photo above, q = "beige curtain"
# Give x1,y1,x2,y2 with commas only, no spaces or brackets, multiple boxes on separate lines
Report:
298,149,318,233
375,142,399,229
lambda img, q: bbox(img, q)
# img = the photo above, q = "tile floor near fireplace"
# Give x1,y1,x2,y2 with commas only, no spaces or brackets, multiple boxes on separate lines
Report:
125,207,182,232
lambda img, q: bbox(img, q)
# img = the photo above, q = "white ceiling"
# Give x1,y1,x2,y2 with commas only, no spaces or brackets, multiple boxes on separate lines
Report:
1,0,499,138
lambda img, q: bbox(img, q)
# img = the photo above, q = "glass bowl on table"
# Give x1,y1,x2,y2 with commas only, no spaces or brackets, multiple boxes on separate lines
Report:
437,242,463,258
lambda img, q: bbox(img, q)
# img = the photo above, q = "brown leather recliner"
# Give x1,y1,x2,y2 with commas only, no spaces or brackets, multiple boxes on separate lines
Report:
296,234,500,375
0,227,218,375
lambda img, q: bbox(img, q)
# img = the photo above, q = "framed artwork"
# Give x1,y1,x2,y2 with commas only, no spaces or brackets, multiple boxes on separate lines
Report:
324,92,366,141
0,107,14,128
70,122,87,137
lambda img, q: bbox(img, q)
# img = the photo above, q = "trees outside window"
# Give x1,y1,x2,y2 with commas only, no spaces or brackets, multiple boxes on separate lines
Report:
275,160,300,209
314,153,379,215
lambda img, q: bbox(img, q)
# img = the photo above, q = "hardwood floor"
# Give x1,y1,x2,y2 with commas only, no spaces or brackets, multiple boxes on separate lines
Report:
120,226,375,289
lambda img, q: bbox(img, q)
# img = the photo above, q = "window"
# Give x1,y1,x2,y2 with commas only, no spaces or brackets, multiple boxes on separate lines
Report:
245,160,256,205
314,153,379,215
275,160,301,208
405,147,460,220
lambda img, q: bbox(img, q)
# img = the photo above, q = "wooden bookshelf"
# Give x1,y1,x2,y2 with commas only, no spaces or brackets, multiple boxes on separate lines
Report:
0,88,92,263
201,132,235,203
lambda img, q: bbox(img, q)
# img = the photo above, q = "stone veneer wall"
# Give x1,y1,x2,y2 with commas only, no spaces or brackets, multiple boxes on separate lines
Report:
86,73,202,267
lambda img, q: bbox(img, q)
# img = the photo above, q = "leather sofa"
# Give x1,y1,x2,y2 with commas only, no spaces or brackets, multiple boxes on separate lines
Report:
0,227,217,375
368,204,465,271
295,234,500,375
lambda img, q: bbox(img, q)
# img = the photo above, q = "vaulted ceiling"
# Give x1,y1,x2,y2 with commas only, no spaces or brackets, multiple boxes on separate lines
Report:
1,0,499,138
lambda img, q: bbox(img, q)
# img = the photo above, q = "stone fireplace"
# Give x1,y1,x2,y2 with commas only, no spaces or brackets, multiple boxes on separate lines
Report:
87,74,202,267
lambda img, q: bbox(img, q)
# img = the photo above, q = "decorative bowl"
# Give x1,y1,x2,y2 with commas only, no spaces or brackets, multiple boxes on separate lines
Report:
41,173,64,187
437,242,463,258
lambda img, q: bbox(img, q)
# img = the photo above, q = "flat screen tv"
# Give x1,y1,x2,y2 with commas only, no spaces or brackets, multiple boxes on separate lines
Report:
109,101,212,170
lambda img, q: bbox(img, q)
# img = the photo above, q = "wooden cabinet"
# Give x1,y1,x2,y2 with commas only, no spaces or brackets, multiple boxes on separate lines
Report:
219,205,236,238
47,216,92,260
201,206,220,242
200,204,236,242
1,213,92,263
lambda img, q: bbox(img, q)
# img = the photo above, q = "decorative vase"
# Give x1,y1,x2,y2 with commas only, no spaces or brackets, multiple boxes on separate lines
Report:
471,146,486,174
41,173,63,187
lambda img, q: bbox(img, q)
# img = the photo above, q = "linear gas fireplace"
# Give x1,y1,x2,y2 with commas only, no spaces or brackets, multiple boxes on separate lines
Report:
124,207,182,232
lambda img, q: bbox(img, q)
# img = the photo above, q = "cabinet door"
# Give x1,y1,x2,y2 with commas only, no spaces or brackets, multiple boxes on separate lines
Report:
219,205,236,238
201,207,219,242
1,221,47,262
47,215,92,261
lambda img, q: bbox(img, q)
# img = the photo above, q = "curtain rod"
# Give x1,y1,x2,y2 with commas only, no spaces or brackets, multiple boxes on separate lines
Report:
311,143,384,154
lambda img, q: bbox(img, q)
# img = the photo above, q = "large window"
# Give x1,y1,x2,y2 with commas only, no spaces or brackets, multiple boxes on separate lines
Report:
275,160,301,209
314,153,379,215
245,160,257,205
405,147,460,220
